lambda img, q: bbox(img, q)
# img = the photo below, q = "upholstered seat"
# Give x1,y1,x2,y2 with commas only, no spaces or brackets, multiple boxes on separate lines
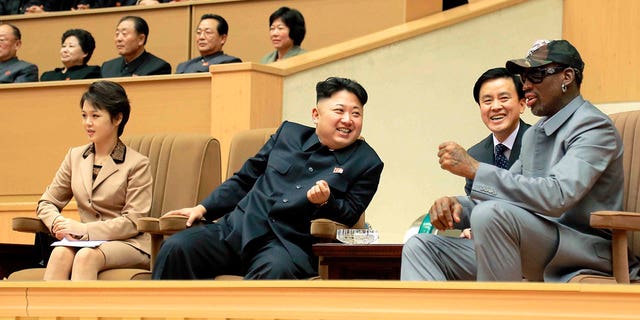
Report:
570,110,640,284
9,133,221,280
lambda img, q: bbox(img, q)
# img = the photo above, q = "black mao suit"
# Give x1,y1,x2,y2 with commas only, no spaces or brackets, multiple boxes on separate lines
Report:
101,51,171,78
153,121,384,279
464,119,530,195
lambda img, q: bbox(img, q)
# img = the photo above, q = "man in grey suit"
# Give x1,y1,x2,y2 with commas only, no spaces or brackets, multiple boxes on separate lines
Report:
0,23,38,83
465,67,530,196
175,14,241,74
402,39,639,282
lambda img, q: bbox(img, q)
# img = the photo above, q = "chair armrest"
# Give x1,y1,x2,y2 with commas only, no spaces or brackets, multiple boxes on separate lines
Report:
590,211,640,230
310,218,349,240
138,217,161,234
159,215,190,234
12,217,48,233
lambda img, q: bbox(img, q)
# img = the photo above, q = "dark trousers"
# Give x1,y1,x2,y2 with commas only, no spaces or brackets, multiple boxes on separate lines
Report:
152,223,314,280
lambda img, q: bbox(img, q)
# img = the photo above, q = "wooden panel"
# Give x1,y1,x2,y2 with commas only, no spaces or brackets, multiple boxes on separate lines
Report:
0,74,211,196
405,0,442,22
1,281,640,319
2,5,191,77
563,0,640,103
210,62,283,175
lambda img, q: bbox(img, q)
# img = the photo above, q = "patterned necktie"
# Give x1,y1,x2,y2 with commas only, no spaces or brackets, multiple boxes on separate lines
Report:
494,143,510,169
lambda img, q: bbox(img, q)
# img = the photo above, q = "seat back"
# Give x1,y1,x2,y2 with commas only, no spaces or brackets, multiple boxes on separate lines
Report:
610,111,640,257
123,134,222,218
226,128,276,179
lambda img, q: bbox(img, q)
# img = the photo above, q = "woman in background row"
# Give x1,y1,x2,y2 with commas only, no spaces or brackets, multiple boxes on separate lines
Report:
41,29,101,81
260,6,306,64
38,81,152,280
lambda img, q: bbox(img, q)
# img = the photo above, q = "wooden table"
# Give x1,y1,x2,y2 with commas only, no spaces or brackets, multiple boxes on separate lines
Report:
312,243,403,280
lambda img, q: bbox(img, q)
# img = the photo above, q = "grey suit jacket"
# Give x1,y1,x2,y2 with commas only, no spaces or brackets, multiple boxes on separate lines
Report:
260,45,306,64
457,95,639,282
0,57,38,83
175,51,241,74
465,119,530,195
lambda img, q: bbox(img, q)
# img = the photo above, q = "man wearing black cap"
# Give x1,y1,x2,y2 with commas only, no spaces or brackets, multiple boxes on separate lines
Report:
402,39,639,282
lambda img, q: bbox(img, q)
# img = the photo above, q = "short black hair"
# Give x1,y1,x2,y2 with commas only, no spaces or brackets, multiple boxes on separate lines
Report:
80,81,131,137
62,29,96,65
316,77,368,106
1,23,21,40
118,16,149,45
472,67,524,104
200,14,229,36
269,7,305,46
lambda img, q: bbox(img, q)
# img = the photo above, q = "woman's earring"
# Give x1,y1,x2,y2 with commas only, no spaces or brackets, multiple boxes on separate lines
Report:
561,83,567,93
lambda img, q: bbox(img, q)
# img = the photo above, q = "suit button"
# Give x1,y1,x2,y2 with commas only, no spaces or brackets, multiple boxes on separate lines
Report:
296,185,302,189
282,199,289,203
308,167,314,172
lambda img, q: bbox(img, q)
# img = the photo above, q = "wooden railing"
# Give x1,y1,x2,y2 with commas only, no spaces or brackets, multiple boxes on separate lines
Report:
1,280,640,319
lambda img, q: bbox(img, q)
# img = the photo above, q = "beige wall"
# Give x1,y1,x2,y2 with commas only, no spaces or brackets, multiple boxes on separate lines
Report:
281,0,563,243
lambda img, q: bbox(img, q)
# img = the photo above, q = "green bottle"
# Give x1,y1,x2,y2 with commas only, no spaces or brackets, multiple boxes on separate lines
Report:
418,213,434,234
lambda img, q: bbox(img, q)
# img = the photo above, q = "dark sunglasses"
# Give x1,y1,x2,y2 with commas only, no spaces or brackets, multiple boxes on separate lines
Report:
518,66,567,84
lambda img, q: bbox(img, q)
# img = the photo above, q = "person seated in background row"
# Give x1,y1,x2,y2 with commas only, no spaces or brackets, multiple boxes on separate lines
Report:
463,67,530,196
38,80,152,280
101,15,171,78
0,0,27,15
0,23,38,83
260,6,306,64
41,29,102,81
152,77,384,280
401,39,640,282
176,14,241,74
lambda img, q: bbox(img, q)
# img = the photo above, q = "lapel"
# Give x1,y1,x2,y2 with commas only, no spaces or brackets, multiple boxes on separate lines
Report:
509,120,531,165
81,152,94,196
481,135,495,164
93,157,118,190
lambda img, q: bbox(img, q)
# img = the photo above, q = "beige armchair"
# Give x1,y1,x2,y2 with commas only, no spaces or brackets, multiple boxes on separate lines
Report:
9,133,222,280
570,110,640,284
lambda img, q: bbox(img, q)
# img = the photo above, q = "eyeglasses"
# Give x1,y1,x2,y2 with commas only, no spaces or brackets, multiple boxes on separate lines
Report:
519,66,567,84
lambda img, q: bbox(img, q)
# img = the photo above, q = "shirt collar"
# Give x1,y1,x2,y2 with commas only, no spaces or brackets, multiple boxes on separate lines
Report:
82,139,126,164
492,122,520,150
538,95,585,136
302,132,359,165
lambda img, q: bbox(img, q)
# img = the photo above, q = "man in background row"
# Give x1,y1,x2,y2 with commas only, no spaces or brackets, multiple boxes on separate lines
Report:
0,23,38,83
101,15,171,78
176,14,241,74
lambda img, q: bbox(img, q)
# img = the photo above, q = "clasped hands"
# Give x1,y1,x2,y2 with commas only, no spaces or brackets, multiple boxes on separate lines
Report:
51,216,87,240
164,180,331,227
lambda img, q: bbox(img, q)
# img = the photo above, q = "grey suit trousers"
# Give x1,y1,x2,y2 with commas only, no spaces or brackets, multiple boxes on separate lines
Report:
401,200,559,281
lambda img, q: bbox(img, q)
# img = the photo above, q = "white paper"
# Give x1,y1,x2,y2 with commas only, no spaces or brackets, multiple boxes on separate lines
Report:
51,237,106,248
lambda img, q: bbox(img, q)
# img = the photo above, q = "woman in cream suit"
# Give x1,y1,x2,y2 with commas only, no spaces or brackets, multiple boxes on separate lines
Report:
37,80,152,280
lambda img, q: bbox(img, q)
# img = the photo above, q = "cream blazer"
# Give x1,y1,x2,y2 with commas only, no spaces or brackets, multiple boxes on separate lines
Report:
37,142,152,255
